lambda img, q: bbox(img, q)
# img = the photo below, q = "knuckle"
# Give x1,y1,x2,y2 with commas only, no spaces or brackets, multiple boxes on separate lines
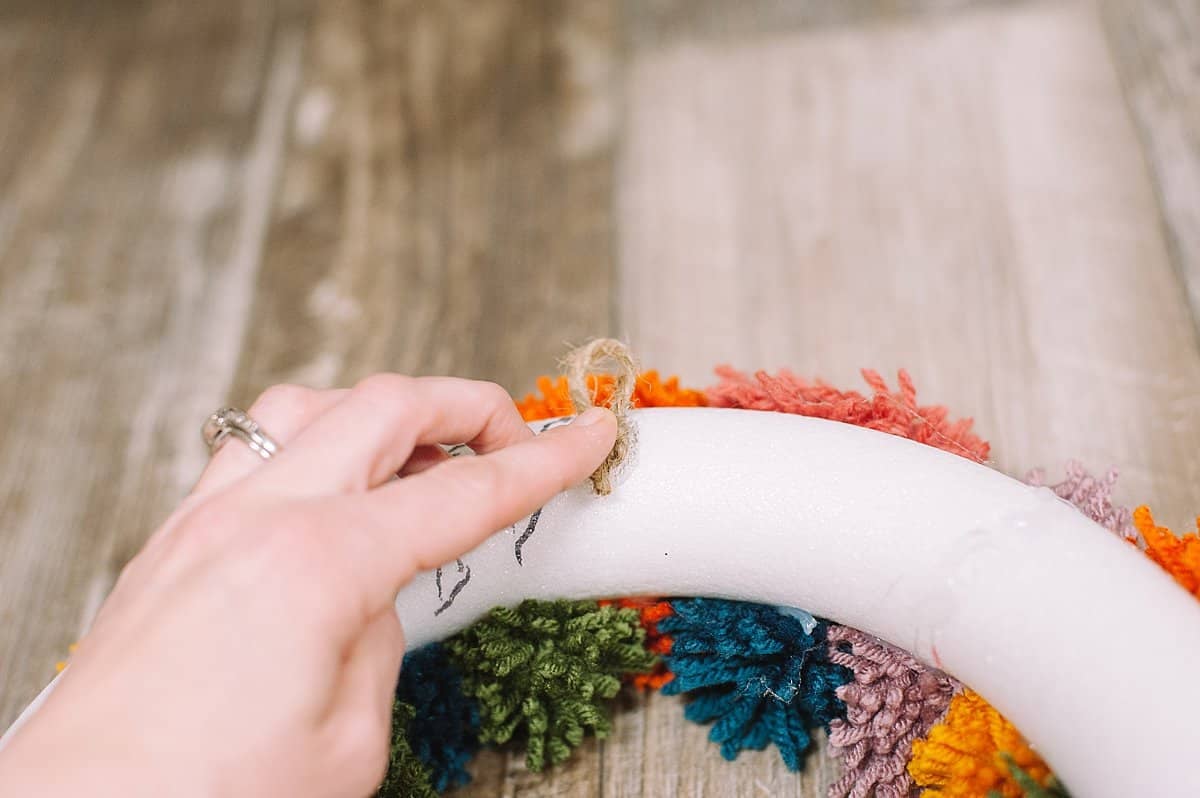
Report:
448,457,506,501
353,374,417,420
353,373,412,402
476,380,513,408
251,383,313,422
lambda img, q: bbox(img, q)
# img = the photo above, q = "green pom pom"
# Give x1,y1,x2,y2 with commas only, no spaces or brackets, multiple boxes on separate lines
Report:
445,599,657,772
377,701,437,798
989,754,1072,798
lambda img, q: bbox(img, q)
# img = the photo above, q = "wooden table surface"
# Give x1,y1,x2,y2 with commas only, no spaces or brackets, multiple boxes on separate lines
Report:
2,0,1198,795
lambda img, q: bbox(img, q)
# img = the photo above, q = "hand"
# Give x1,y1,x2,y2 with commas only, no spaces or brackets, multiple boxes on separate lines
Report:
0,376,617,798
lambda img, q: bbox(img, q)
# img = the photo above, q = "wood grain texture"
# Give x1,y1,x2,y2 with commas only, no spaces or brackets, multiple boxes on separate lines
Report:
615,2,1200,787
0,0,309,731
224,1,620,794
2,0,1199,796
618,0,1200,529
230,0,618,401
622,0,1010,47
1097,0,1200,338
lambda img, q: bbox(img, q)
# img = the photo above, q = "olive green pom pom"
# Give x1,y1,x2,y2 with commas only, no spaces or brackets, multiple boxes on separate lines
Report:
377,701,437,798
989,754,1072,798
445,599,657,772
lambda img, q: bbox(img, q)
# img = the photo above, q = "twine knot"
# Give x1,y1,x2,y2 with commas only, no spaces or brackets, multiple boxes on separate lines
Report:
562,338,639,495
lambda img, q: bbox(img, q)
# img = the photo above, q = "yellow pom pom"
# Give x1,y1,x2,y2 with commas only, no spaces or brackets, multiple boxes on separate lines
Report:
909,690,1054,797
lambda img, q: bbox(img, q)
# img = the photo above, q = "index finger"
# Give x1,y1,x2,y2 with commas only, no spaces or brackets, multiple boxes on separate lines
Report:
321,407,617,601
256,375,535,494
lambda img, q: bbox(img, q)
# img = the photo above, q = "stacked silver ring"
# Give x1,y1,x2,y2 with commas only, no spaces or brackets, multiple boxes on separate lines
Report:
202,407,281,460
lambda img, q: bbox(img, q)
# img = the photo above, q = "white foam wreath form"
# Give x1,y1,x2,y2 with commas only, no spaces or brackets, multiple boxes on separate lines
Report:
5,408,1198,796
396,407,1200,798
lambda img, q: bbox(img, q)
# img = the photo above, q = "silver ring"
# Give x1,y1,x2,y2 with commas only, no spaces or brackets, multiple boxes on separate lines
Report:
202,407,280,460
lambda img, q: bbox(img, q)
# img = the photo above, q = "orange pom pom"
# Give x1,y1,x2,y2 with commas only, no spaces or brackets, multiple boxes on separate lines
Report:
599,598,676,689
515,370,706,422
1133,506,1200,598
908,691,1054,797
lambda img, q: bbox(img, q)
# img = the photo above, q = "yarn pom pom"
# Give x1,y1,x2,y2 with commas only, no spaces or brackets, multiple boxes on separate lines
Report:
516,370,706,421
1133,506,1200,598
706,368,989,463
397,643,481,792
659,598,851,770
1026,461,1135,541
377,701,437,798
908,690,1056,797
999,754,1072,798
599,598,676,689
445,599,656,772
825,626,958,798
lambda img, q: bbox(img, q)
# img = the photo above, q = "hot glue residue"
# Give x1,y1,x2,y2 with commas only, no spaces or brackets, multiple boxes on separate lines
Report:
776,605,819,635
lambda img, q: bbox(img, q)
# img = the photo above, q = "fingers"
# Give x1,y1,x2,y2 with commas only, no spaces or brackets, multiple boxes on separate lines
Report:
192,386,348,499
257,376,534,495
397,445,451,477
347,407,616,597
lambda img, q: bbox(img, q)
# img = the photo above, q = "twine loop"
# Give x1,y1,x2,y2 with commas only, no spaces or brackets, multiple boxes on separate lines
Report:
562,338,639,495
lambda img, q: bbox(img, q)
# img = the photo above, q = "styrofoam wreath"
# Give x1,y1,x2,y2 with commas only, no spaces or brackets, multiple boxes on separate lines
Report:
386,365,1200,798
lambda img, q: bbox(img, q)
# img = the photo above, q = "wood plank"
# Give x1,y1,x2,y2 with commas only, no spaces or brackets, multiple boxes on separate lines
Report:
1097,0,1200,336
223,1,620,795
603,690,837,798
4,1,1196,796
615,0,1200,793
230,0,619,400
621,0,1014,48
0,0,309,731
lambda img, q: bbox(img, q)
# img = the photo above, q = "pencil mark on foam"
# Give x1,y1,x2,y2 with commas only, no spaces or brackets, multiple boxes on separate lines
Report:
514,509,543,566
434,559,471,616
538,416,573,433
425,415,580,616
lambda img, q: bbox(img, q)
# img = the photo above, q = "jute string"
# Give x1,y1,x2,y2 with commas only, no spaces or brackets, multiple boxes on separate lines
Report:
562,338,639,495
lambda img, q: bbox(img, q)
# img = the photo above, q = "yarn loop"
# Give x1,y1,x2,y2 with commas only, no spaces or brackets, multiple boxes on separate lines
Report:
659,598,852,770
396,644,480,792
444,599,655,772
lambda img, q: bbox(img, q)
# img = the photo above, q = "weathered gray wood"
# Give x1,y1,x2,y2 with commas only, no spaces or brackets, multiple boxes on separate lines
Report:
602,690,837,798
615,0,1200,793
223,1,620,794
1097,0,1200,338
621,0,1018,48
230,0,619,401
618,0,1200,521
0,0,309,732
3,0,1200,796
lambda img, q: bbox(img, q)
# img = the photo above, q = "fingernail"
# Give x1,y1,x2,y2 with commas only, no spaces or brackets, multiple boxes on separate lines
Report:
572,407,609,427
